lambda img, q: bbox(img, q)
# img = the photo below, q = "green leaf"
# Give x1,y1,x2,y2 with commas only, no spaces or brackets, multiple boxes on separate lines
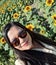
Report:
53,27,56,33
0,32,2,37
45,7,51,15
26,11,32,20
4,43,9,51
42,0,45,3
53,6,56,12
0,43,3,49
47,17,53,24
9,49,14,57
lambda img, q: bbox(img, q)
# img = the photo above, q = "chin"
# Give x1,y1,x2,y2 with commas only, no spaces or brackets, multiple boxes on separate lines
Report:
23,45,32,51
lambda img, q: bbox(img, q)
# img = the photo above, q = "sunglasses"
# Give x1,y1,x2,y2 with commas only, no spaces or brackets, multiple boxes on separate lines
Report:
11,29,27,46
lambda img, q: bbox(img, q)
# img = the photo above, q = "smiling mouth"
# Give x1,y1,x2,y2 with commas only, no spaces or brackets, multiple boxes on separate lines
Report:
21,40,29,47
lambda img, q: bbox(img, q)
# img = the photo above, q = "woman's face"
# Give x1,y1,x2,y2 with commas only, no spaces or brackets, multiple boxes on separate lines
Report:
7,26,33,51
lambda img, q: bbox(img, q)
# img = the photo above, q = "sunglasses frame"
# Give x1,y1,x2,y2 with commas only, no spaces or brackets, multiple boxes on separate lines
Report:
11,29,27,46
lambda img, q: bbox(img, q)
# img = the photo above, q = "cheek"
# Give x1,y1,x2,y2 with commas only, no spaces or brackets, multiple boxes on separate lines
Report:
28,33,32,41
26,33,32,44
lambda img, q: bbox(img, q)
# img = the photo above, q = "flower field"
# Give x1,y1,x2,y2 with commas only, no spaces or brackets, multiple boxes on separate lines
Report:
0,0,56,65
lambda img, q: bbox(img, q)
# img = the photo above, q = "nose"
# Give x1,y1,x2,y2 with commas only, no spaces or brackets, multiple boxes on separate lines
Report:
18,37,24,44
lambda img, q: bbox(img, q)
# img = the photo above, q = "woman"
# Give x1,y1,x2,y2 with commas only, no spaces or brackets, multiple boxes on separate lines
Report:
3,22,56,65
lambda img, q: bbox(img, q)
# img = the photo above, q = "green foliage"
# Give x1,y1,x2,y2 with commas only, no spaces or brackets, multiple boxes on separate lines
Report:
0,0,56,65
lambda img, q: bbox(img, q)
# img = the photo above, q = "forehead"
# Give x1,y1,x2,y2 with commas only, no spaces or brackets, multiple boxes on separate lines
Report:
7,26,22,42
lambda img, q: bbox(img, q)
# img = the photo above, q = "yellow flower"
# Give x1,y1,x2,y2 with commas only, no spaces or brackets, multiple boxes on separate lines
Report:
51,14,56,21
13,13,19,19
0,37,6,44
46,0,54,6
7,7,12,12
40,30,46,35
1,9,5,14
53,21,56,26
0,7,2,12
3,3,7,8
26,24,35,31
24,6,31,12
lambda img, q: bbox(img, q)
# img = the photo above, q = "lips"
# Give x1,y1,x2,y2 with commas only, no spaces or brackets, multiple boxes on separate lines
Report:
21,40,28,47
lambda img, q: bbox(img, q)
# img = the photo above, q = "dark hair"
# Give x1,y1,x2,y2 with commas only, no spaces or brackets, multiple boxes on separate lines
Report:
3,22,56,46
3,21,56,60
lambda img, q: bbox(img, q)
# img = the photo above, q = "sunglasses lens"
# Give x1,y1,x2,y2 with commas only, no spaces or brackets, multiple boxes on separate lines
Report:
13,38,20,46
11,30,27,47
19,30,27,38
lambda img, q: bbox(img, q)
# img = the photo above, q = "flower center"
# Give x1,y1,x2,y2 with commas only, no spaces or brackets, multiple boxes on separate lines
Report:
26,7,30,10
54,16,56,20
47,0,52,4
